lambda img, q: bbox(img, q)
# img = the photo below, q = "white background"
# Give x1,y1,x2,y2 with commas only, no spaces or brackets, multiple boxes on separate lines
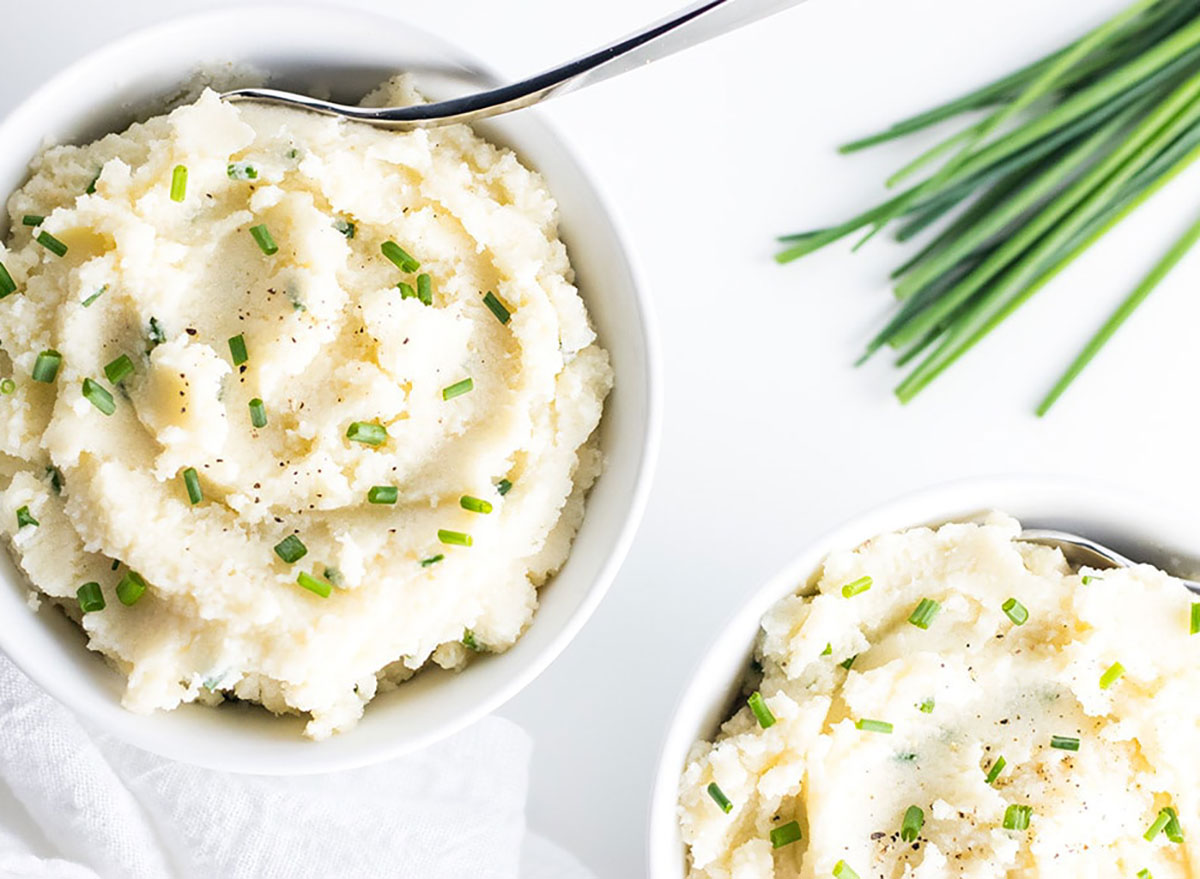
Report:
3,0,1194,875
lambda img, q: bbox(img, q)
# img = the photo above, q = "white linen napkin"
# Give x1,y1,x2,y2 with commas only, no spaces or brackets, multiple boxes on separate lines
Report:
0,655,594,879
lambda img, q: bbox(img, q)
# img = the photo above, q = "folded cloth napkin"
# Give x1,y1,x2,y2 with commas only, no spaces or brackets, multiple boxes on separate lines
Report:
0,655,594,879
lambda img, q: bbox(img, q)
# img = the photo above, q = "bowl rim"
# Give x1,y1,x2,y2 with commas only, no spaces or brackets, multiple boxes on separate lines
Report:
0,2,662,773
645,474,1197,876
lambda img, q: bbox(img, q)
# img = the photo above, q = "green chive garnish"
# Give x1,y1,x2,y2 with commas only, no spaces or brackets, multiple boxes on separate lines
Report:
81,285,106,307
21,215,43,226
381,240,420,272
249,397,267,428
368,485,398,505
332,218,355,238
346,421,387,446
76,581,105,613
81,378,115,415
856,718,893,734
147,317,166,349
47,466,63,494
1050,735,1079,752
482,291,511,324
985,755,1007,785
1100,661,1125,690
397,281,416,300
1146,807,1177,841
496,478,513,496
840,654,857,670
274,534,307,564
1081,574,1099,584
250,224,278,255
104,354,134,385
228,334,248,366
462,629,483,651
1191,603,1200,635
169,164,188,202
116,571,147,606
832,861,859,879
1139,869,1154,879
420,554,444,567
769,820,801,848
0,262,14,298
706,782,733,814
1003,804,1032,831
182,467,202,505
85,171,99,194
0,379,13,395
415,273,433,306
227,162,258,180
442,377,473,400
908,597,941,629
32,350,62,383
1002,597,1029,626
840,575,872,597
821,643,833,656
917,697,935,713
36,231,67,257
900,805,924,842
16,506,37,529
438,529,472,547
748,691,776,729
1165,807,1185,843
297,571,331,598
460,495,493,514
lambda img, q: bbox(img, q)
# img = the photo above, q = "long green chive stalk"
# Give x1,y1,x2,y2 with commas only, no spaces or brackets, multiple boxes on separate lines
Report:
778,0,1200,411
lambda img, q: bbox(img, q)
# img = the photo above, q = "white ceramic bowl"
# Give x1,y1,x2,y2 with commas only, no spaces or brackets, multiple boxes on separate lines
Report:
647,477,1200,876
0,5,659,774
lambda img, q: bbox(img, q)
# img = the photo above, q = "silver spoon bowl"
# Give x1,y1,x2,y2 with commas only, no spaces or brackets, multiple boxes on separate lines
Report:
1021,528,1200,593
222,0,805,129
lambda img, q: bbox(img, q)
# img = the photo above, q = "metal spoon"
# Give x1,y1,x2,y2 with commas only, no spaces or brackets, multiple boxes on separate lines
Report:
221,0,805,129
1020,528,1200,593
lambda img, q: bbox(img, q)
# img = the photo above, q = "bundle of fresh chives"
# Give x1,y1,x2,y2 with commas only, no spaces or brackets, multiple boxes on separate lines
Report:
777,0,1200,412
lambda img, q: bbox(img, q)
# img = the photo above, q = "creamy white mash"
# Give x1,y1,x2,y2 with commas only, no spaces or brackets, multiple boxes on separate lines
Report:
679,516,1200,877
0,77,611,739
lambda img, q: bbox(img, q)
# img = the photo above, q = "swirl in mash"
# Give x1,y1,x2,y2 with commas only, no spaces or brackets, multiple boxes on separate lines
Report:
0,77,611,739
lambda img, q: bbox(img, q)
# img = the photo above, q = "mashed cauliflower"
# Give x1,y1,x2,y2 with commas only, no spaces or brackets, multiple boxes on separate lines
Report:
679,516,1200,877
0,77,611,739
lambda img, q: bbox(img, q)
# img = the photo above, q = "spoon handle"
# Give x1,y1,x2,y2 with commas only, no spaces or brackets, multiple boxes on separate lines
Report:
223,0,807,129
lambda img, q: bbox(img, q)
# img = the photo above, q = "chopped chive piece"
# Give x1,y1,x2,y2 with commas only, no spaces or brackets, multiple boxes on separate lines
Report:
840,654,857,670
1050,735,1079,752
32,350,62,383
16,506,37,529
116,571,147,606
228,334,248,365
1164,807,1184,843
47,466,63,494
381,240,420,272
76,581,104,613
321,567,343,587
420,554,444,568
460,495,493,514
416,273,433,305
985,755,1007,785
273,534,307,564
840,575,872,597
346,421,387,446
917,697,935,713
182,467,202,505
462,629,483,651
832,861,859,879
438,529,472,547
104,354,134,385
496,478,513,496
248,397,267,428
821,643,833,656
900,805,924,842
1191,603,1200,635
442,377,473,400
110,559,120,571
85,171,99,194
21,215,43,226
1003,804,1032,831
1146,807,1174,841
332,218,355,238
856,718,893,734
1139,870,1154,879
397,281,417,300
1081,574,1099,584
1100,661,1125,690
249,224,278,255
368,485,398,505
81,285,106,307
747,691,776,729
706,782,733,814
769,820,802,848
169,164,188,202
227,162,258,180
36,231,67,257
81,378,115,415
482,291,511,324
297,571,331,598
908,597,941,629
1002,597,1029,626
0,262,14,298
1,379,15,394
147,317,166,348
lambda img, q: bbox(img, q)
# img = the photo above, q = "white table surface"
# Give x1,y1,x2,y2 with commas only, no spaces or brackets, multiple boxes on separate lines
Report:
4,0,1195,875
